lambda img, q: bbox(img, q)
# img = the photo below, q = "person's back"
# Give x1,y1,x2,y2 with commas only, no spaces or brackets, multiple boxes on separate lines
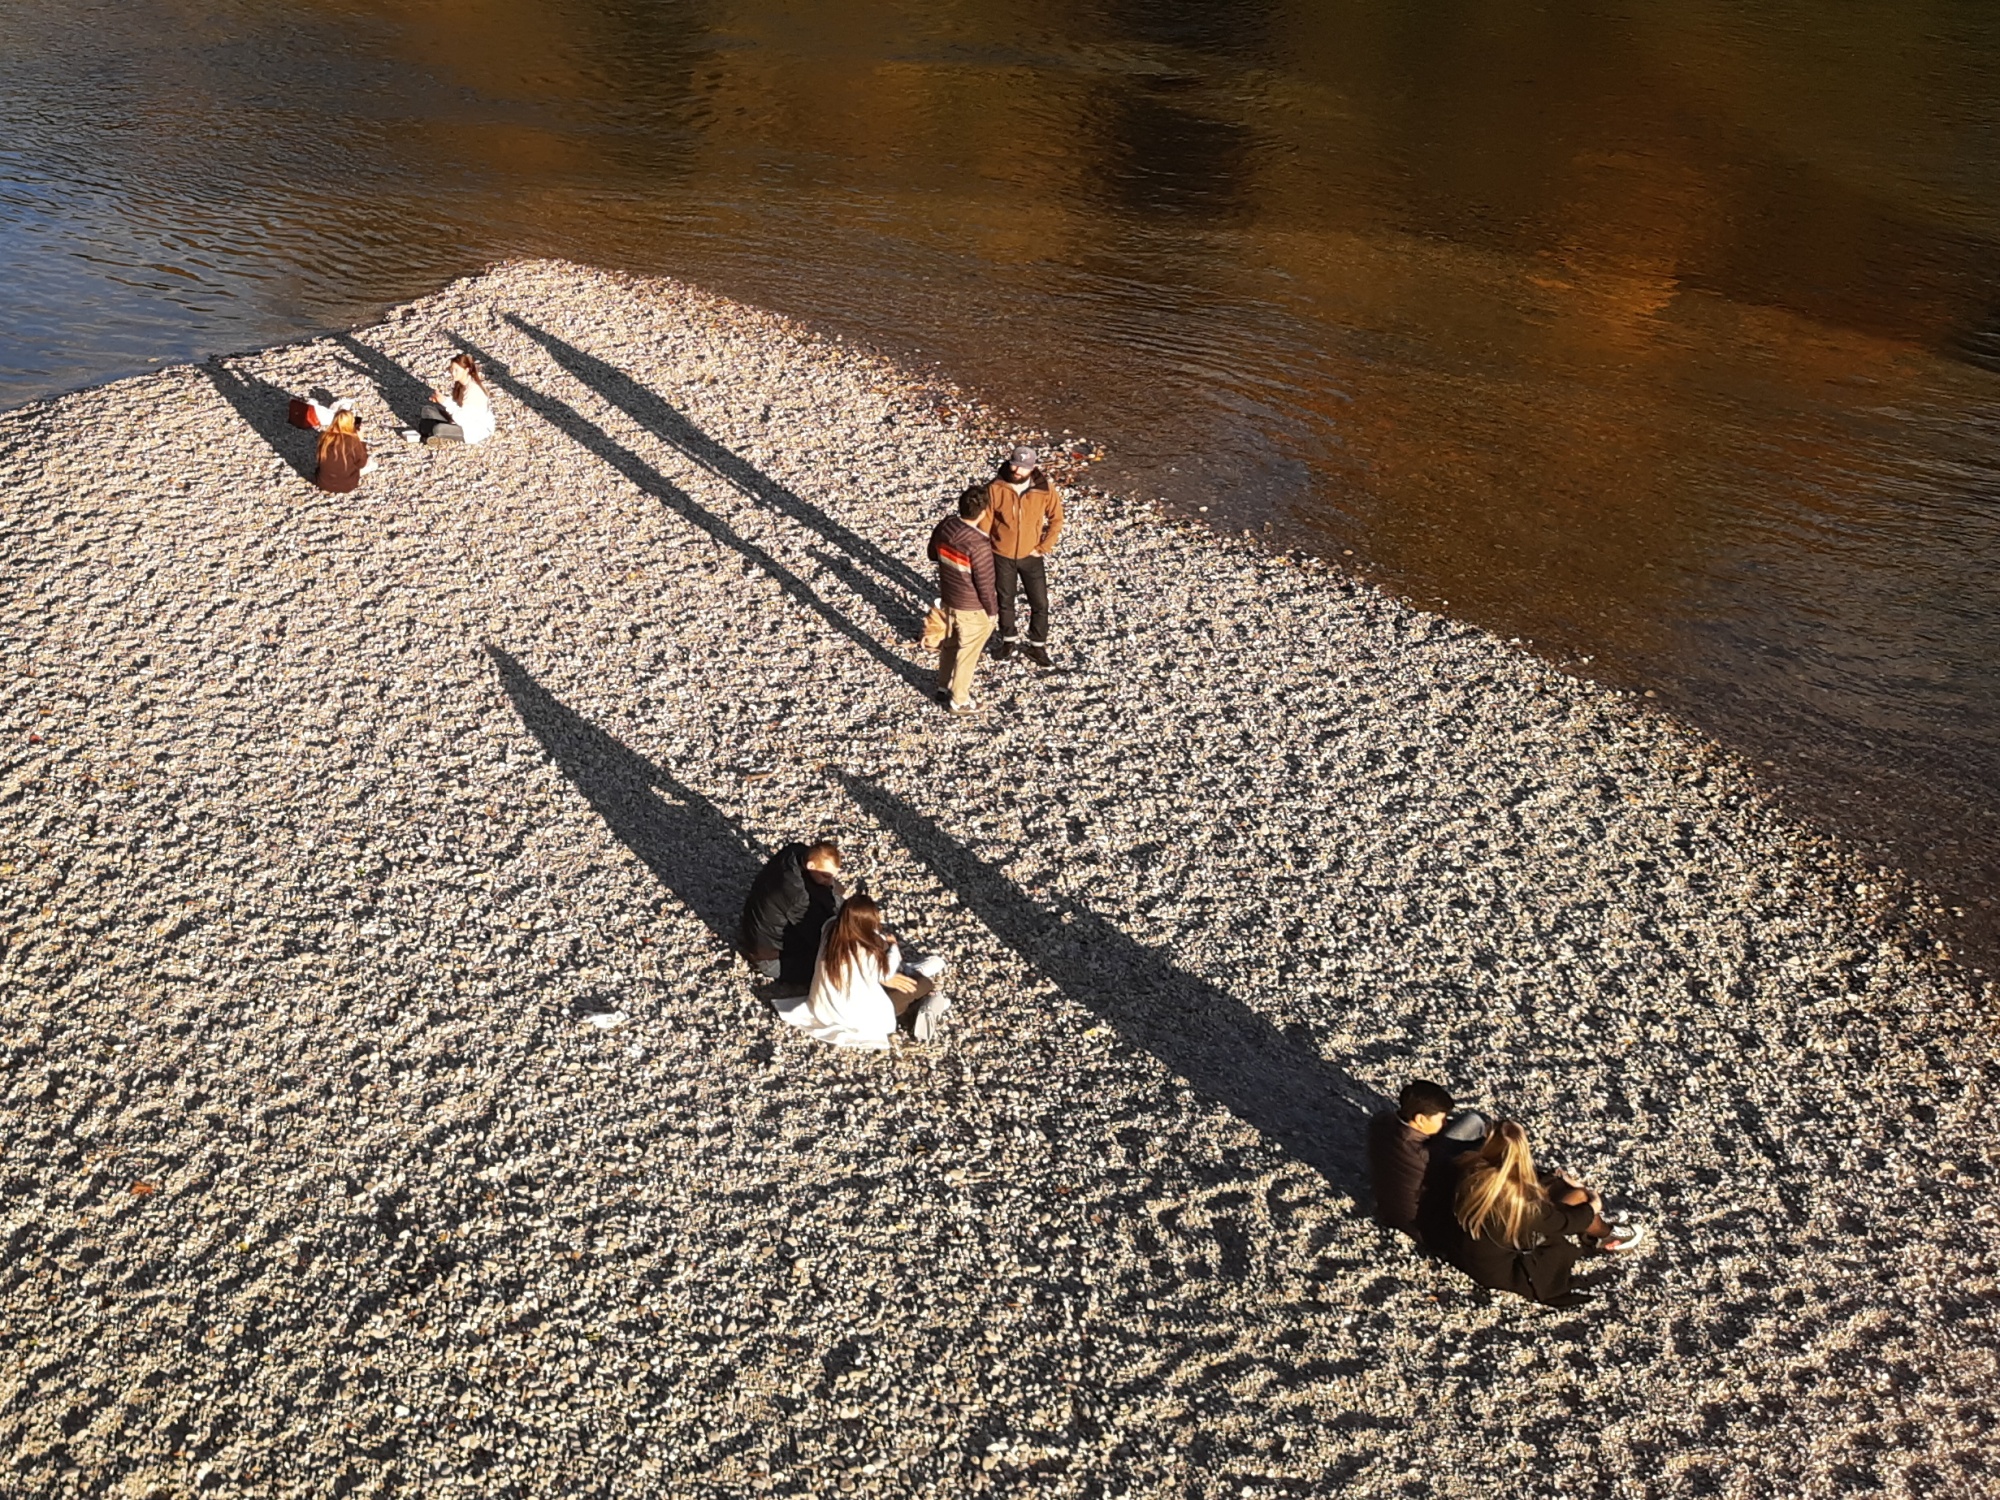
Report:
739,841,843,987
928,506,997,616
1369,1080,1456,1240
805,918,898,1049
1436,1120,1603,1304
314,414,370,493
927,488,999,710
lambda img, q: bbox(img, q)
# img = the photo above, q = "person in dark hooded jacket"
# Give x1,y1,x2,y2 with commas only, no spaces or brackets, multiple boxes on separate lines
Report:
739,841,844,990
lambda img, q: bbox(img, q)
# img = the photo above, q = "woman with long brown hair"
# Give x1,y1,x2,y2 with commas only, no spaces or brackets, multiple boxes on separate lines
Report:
313,406,371,493
1424,1119,1645,1305
415,352,495,446
789,891,948,1050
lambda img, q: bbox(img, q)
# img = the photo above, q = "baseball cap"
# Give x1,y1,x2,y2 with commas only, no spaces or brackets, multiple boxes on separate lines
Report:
1007,445,1039,469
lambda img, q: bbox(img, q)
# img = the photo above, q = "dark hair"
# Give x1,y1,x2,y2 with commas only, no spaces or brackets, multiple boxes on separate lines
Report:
804,840,841,868
957,485,990,521
1398,1080,1455,1123
821,892,890,987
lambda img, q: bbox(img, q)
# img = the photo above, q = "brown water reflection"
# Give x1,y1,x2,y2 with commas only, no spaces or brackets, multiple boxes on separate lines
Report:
6,0,1998,946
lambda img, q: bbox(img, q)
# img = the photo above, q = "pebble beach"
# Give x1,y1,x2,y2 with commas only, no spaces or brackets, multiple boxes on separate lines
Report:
2,259,1997,1498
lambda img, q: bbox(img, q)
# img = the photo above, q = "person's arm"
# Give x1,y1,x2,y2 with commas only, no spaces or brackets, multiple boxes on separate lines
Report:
973,536,999,619
1367,1119,1424,1233
1543,1195,1598,1238
745,859,809,952
1037,482,1064,554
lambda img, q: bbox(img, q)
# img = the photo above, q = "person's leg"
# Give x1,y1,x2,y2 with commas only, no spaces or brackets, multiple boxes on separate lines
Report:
937,620,961,699
948,609,994,705
992,555,1021,657
1543,1172,1613,1239
1020,555,1051,645
416,402,451,436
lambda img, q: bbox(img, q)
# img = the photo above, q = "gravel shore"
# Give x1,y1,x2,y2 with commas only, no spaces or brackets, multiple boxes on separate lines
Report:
2,259,1996,1499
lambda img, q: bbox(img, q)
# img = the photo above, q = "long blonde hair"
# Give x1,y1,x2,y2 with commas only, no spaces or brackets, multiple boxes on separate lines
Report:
315,407,362,466
821,893,889,987
1455,1119,1547,1247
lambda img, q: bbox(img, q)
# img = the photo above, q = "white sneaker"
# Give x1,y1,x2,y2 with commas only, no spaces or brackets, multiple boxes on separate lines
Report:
906,954,947,980
912,991,952,1042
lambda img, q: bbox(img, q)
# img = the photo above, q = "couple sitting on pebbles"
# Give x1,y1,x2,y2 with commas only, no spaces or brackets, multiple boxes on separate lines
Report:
737,840,951,1049
308,351,496,493
1370,1080,1648,1307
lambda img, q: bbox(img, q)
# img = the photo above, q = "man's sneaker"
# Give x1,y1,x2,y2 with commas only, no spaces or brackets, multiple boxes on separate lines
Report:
992,638,1016,662
1024,643,1052,668
947,697,977,714
912,991,952,1042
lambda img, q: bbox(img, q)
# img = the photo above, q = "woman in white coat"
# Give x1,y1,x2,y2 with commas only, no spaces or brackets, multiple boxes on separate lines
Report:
789,892,948,1049
414,352,495,447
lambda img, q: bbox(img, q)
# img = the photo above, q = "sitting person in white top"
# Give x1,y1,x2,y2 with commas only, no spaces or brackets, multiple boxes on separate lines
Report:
414,352,495,447
776,892,949,1050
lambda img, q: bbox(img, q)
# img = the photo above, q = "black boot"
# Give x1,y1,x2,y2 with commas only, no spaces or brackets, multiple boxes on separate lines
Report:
1024,643,1051,669
992,638,1016,662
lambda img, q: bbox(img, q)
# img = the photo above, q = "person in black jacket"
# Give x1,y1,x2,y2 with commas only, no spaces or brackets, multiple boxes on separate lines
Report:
1421,1119,1645,1306
1368,1079,1452,1238
739,841,844,992
1369,1079,1489,1244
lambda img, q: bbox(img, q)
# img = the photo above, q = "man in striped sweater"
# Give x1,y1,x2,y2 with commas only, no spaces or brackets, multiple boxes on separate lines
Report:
926,485,1000,712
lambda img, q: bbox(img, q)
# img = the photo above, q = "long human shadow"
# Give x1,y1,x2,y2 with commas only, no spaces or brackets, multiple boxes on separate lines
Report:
504,313,932,619
838,773,1387,1193
331,333,433,428
489,646,759,943
455,333,933,697
199,356,317,480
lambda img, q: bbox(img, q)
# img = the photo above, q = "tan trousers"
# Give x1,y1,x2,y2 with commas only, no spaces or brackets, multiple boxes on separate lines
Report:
937,608,995,706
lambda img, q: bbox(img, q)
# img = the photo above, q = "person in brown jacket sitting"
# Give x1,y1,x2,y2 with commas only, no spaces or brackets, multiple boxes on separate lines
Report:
313,407,372,494
984,445,1064,668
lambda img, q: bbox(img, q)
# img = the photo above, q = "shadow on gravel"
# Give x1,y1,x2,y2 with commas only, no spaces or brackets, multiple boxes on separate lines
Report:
332,334,435,429
456,333,935,699
490,646,759,943
839,773,1387,1195
200,357,316,480
506,313,932,616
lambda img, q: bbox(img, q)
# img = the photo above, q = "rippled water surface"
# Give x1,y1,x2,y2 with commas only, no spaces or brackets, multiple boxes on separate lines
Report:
6,0,1998,936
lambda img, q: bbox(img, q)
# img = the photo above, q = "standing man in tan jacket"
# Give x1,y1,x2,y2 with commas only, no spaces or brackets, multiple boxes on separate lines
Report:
984,445,1065,668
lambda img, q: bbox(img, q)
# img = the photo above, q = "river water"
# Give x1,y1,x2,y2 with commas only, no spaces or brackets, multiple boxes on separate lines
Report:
5,0,1997,945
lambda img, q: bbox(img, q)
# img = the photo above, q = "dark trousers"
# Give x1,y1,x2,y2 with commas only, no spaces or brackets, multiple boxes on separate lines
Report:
418,402,465,442
993,554,1050,643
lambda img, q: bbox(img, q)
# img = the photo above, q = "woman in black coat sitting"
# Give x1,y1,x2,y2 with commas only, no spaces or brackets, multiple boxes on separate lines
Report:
1423,1119,1645,1305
